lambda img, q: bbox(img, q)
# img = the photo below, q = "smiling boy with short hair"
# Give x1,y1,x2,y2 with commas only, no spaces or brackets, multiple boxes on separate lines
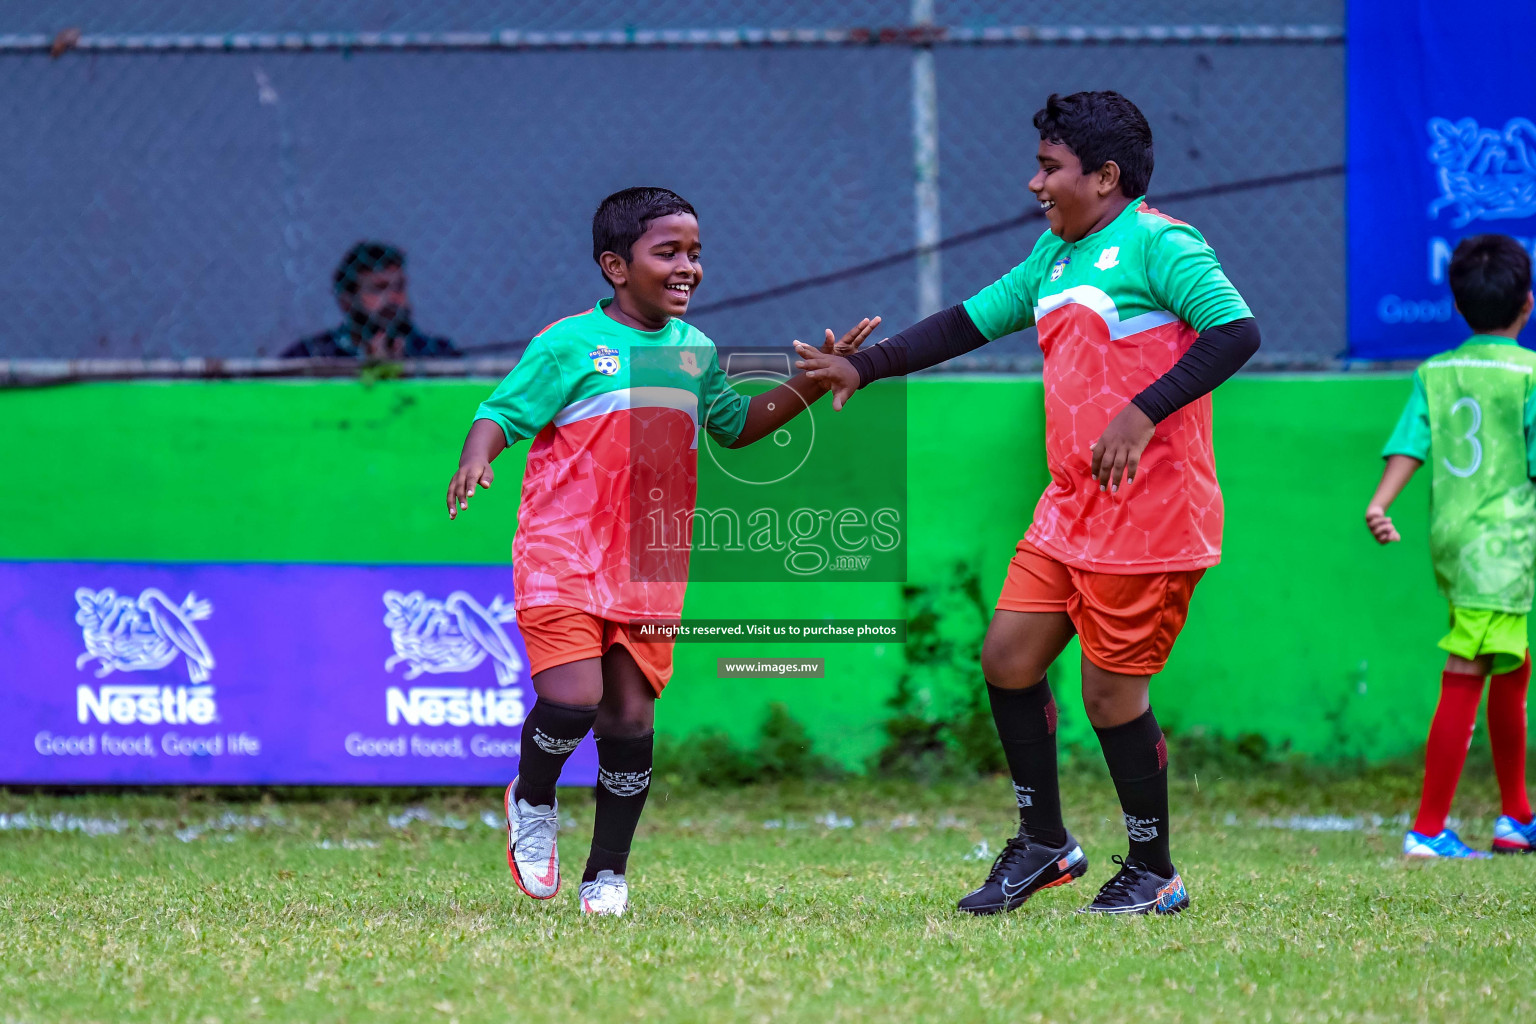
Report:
797,91,1261,915
446,186,876,915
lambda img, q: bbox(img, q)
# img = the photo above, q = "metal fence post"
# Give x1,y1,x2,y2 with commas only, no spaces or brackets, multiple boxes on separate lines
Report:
912,0,942,320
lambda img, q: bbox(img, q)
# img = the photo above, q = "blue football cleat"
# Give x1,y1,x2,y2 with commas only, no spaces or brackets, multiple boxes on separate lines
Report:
1492,814,1536,854
1403,828,1491,859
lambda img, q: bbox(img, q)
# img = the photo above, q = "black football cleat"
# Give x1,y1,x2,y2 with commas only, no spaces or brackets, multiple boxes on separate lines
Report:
957,831,1088,916
1079,855,1189,915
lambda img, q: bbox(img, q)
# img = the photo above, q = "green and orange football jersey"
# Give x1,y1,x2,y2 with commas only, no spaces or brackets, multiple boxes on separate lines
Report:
963,198,1251,574
474,299,750,620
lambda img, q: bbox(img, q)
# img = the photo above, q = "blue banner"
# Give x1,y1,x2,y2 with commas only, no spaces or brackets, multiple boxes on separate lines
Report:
0,561,597,786
1348,3,1536,360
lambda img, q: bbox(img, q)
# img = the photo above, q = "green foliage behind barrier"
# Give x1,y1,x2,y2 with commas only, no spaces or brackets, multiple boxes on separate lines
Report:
0,374,1457,765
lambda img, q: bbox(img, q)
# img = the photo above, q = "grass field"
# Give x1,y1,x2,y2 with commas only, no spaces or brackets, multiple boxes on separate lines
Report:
3,766,1535,1023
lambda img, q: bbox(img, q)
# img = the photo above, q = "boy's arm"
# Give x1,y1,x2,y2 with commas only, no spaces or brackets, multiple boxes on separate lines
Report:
445,334,568,519
793,305,996,411
730,374,830,449
447,419,508,519
1128,318,1261,422
1524,376,1536,481
1368,373,1432,543
1090,226,1258,492
1365,455,1423,544
845,305,991,383
794,260,1038,411
730,317,881,447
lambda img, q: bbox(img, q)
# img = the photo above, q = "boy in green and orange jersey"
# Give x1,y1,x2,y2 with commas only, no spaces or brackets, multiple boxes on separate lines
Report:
445,186,877,916
797,91,1261,915
1367,233,1536,859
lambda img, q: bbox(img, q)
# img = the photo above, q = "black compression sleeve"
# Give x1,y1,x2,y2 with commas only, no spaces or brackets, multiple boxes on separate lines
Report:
844,304,990,387
1130,317,1260,423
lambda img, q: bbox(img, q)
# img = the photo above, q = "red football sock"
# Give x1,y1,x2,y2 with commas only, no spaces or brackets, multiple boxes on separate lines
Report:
1487,653,1533,824
1413,670,1486,836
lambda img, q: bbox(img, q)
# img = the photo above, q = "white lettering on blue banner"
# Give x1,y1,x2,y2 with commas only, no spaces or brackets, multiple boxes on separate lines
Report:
384,686,526,728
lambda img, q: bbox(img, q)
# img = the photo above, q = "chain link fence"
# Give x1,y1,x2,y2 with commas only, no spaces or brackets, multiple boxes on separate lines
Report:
1,1,1344,372
8,2,1346,34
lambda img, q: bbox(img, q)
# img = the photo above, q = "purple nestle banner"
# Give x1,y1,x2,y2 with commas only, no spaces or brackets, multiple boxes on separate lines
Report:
0,561,590,786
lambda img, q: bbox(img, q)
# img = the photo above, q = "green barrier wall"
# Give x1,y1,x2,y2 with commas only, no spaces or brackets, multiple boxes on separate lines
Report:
1,376,1457,765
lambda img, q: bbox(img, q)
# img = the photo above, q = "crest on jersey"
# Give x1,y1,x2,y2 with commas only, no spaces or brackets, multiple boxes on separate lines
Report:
588,346,621,376
1094,247,1120,271
1050,257,1070,282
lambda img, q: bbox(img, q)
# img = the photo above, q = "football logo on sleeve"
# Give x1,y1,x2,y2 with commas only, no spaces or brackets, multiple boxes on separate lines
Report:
588,347,621,375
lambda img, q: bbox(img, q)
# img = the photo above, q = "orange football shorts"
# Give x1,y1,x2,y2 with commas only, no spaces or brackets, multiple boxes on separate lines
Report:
516,605,675,695
995,538,1205,676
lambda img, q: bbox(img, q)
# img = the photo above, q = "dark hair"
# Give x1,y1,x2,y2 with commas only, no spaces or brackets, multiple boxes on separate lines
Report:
334,241,405,296
1449,234,1533,332
592,187,697,285
1032,91,1154,198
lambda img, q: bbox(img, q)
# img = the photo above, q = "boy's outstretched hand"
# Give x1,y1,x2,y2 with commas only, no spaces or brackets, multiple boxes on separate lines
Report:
729,317,881,448
1090,403,1156,493
794,314,881,411
820,316,881,357
1365,506,1401,544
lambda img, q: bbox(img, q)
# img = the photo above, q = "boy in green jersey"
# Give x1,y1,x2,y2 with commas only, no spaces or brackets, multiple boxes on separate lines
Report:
1368,234,1536,857
798,91,1261,915
445,187,878,914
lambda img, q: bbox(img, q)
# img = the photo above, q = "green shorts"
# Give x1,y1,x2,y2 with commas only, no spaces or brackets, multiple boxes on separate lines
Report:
1439,606,1530,674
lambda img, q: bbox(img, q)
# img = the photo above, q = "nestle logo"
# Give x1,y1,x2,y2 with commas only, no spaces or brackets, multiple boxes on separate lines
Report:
77,684,217,726
384,686,526,727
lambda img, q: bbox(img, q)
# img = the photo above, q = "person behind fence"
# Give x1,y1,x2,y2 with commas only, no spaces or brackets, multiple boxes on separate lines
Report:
1366,233,1536,859
282,241,460,359
795,90,1262,916
443,186,878,916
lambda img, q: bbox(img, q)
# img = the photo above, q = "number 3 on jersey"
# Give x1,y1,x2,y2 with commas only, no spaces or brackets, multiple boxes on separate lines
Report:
1443,396,1482,478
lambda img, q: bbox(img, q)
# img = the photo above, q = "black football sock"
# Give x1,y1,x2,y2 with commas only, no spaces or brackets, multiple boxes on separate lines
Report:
585,731,654,882
987,681,1068,847
1094,708,1174,876
514,698,598,807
